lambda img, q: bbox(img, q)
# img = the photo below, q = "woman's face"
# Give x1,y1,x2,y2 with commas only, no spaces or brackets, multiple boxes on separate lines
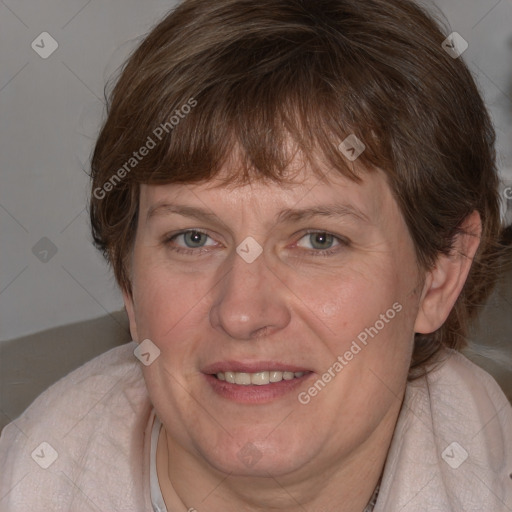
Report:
124,161,425,478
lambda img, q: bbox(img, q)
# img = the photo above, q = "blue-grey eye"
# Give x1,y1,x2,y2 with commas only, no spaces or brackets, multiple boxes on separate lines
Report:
180,230,210,248
298,232,339,251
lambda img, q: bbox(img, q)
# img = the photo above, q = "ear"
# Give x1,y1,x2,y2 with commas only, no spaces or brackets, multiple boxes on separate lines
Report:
122,288,140,343
414,210,482,334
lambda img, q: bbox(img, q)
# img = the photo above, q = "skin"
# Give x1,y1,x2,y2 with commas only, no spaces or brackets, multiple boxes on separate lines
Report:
123,158,481,512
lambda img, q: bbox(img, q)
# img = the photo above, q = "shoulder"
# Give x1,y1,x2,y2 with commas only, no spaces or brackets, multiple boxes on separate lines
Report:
409,349,512,468
424,348,512,425
0,342,152,511
379,349,512,511
2,341,148,439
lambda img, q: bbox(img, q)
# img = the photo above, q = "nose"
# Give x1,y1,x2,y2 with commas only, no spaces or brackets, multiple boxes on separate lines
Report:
209,246,291,340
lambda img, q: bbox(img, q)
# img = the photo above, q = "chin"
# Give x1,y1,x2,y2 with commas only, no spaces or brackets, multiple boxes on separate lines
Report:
198,430,315,478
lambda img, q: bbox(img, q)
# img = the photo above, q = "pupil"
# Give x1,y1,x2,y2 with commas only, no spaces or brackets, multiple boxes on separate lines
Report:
313,233,332,249
186,231,204,247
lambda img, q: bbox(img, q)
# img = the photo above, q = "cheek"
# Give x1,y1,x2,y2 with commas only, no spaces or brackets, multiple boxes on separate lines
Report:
308,259,417,371
131,258,207,341
302,263,401,331
130,260,241,377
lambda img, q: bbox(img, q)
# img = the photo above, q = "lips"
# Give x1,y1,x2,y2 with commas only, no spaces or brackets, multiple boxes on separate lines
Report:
205,372,312,404
202,360,312,396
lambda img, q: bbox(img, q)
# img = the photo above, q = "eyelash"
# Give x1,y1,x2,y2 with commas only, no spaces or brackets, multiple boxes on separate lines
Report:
163,229,349,257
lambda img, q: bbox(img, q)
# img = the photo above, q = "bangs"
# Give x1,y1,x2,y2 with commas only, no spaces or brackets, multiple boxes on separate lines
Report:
108,19,393,190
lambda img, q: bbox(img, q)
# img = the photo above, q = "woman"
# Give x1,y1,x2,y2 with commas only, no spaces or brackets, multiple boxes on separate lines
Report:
1,0,511,510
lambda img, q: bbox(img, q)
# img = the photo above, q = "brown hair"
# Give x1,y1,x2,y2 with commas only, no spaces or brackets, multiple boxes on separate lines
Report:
89,0,512,374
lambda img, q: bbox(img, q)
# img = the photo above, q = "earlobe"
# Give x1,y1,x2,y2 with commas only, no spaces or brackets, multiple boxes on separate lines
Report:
122,288,139,342
414,211,482,334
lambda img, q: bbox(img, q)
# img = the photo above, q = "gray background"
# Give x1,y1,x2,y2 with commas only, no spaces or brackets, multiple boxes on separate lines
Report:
1,0,511,341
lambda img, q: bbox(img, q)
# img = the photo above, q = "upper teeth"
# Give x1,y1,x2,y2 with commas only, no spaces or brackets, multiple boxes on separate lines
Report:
216,371,306,385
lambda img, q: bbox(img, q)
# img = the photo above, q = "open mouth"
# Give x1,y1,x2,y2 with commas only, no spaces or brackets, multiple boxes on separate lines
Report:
213,370,312,385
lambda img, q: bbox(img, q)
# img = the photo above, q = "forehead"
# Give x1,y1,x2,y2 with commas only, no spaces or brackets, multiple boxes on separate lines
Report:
139,162,396,227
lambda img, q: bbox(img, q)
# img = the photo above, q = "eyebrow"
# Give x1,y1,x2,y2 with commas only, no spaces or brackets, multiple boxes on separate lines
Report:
146,202,370,226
